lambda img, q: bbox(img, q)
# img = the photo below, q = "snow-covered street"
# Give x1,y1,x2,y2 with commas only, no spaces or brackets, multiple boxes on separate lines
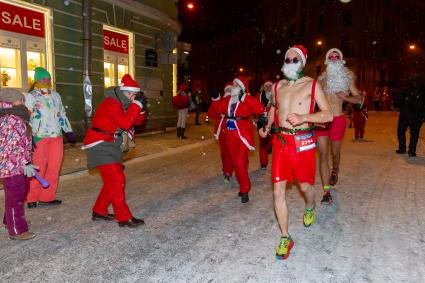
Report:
1,112,424,282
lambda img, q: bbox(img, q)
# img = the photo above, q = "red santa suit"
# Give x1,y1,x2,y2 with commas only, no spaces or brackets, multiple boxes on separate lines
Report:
353,102,368,139
208,82,234,178
210,77,266,196
83,75,145,222
256,81,274,168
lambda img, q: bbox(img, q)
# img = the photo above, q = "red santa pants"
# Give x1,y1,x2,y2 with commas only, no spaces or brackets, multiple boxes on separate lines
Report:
219,135,234,177
259,134,272,167
353,112,366,139
223,130,251,193
93,163,132,222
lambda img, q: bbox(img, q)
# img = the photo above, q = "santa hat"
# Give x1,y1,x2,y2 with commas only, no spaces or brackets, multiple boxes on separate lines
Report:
178,83,189,92
285,45,308,66
263,80,273,87
120,74,140,92
325,48,345,64
233,76,249,93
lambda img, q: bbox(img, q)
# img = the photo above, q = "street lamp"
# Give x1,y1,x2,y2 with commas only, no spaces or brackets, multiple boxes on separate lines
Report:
187,3,194,9
239,67,244,73
409,44,416,50
317,40,323,46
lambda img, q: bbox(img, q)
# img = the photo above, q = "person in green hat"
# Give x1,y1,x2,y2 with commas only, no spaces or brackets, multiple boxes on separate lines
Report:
25,67,76,208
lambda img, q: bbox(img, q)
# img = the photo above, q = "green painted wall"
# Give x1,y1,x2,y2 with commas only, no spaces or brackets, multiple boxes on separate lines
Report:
15,0,179,137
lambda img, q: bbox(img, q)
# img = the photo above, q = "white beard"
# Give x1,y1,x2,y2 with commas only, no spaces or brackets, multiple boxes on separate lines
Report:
281,62,302,80
324,61,351,94
223,90,232,97
231,86,241,97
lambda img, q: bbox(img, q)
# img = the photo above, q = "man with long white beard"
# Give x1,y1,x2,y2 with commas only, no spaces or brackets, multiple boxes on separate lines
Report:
259,45,332,260
257,80,274,169
316,48,363,205
209,76,267,203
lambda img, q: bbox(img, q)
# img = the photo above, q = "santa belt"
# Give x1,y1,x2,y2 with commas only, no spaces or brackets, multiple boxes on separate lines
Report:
224,115,249,120
91,127,122,137
271,126,315,135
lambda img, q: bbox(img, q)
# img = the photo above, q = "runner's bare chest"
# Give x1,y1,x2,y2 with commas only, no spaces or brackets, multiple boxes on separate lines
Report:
276,79,313,128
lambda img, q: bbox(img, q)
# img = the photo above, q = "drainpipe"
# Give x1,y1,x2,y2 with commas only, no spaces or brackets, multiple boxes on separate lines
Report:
82,0,93,127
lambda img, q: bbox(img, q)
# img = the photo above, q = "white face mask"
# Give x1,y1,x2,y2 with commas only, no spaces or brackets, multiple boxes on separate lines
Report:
281,61,302,81
231,86,242,97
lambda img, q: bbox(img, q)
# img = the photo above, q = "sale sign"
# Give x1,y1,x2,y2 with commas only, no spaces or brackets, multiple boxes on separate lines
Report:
0,2,45,38
103,29,129,54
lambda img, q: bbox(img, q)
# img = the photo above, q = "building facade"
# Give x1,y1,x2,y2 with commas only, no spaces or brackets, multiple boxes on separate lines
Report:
0,0,181,136
188,0,425,109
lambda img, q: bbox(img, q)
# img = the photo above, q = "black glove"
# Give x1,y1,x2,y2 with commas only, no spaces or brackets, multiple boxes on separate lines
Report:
257,113,268,130
134,91,148,111
208,89,219,100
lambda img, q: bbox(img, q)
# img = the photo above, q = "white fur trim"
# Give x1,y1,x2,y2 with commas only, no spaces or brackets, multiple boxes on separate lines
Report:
325,48,345,65
131,100,143,109
120,86,141,92
81,140,104,150
211,96,220,101
233,78,246,91
285,47,306,66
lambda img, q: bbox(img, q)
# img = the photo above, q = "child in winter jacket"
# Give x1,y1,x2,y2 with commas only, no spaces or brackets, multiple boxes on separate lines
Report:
0,88,37,240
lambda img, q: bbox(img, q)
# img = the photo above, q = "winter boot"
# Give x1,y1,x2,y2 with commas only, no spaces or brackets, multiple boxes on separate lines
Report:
180,128,188,139
9,231,36,240
240,192,249,203
276,235,294,260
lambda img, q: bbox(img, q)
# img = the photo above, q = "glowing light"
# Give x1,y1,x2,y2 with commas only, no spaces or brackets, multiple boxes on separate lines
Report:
409,44,416,50
317,41,322,46
187,3,194,9
239,67,244,72
340,0,352,2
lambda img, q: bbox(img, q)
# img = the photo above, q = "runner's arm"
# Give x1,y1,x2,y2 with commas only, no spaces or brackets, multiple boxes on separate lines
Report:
337,79,363,104
259,105,275,137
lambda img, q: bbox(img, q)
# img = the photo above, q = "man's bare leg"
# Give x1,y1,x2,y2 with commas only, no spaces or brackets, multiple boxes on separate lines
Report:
299,182,315,209
273,180,289,236
330,140,342,185
318,136,333,204
300,182,316,227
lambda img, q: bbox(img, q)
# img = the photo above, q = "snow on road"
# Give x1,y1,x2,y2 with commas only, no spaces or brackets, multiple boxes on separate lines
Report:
0,112,424,282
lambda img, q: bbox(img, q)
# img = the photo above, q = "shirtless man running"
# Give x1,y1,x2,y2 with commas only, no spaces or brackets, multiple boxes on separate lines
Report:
316,48,363,205
259,45,332,260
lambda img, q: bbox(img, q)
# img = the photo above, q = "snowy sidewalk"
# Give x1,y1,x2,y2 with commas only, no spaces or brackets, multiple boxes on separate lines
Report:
0,112,424,282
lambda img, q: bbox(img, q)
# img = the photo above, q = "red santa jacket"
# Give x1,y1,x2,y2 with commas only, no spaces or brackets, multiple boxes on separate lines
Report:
210,93,266,150
83,98,145,146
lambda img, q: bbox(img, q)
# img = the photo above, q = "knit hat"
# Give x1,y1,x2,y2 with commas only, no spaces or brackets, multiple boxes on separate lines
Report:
233,76,249,93
285,45,308,66
325,48,345,64
120,74,140,92
178,83,189,92
0,88,24,102
34,67,51,82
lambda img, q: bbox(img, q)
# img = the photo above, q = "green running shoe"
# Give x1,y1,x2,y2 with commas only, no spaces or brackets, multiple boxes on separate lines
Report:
303,208,315,227
224,175,230,184
276,235,294,260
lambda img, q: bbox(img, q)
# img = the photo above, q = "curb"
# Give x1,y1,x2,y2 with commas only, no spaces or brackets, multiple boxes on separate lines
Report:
60,138,215,181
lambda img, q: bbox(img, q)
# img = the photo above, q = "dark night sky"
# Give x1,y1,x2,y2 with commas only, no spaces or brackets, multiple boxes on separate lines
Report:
178,0,260,42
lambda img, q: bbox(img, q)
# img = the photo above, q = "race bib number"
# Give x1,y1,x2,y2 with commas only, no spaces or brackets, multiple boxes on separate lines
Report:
295,131,316,152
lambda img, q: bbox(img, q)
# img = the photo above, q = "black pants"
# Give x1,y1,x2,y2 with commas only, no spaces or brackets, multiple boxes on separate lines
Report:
397,116,423,154
195,105,201,124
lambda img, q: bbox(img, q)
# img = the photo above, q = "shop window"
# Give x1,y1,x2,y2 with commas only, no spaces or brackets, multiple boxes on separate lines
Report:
103,25,134,87
0,46,21,88
0,1,53,90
